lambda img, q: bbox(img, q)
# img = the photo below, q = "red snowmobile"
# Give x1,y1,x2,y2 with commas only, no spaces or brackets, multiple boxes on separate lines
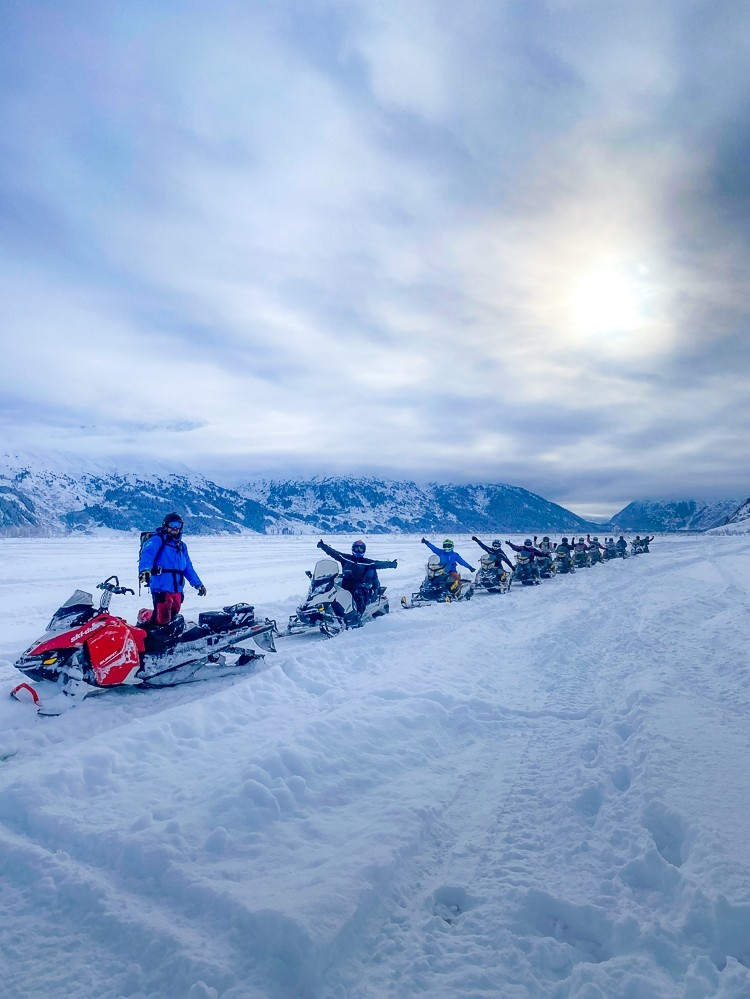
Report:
11,576,279,716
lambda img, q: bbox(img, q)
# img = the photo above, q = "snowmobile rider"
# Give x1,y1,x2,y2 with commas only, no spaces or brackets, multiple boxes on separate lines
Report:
471,536,514,571
640,535,654,551
536,536,554,554
317,539,397,614
139,512,207,625
421,538,475,594
555,537,575,572
615,536,628,556
506,538,546,580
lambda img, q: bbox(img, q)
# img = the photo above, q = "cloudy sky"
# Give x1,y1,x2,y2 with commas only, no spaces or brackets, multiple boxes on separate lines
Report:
2,0,750,518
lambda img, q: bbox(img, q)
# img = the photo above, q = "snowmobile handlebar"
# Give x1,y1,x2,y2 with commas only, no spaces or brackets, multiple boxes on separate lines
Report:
96,576,135,597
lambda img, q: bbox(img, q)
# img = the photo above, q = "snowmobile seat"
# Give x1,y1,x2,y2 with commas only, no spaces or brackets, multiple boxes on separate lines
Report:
198,604,255,633
143,614,186,654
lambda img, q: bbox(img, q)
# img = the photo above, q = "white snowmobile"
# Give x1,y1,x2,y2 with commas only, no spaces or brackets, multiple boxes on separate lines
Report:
286,558,390,638
474,554,512,593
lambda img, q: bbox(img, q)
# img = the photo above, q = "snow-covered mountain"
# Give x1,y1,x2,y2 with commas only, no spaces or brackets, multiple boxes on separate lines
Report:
0,450,271,537
0,451,599,537
707,497,750,534
610,498,742,532
236,476,599,535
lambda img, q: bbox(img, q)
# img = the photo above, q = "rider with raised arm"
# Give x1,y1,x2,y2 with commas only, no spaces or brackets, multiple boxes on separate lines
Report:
471,536,515,571
421,538,475,594
317,539,397,614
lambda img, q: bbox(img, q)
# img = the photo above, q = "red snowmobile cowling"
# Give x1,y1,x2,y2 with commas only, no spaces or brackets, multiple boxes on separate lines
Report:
28,612,147,686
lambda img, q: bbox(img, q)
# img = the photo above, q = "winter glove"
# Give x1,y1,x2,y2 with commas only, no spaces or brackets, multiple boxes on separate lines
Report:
469,566,476,573
139,570,151,587
420,537,427,544
471,536,478,542
391,559,398,568
317,539,324,549
197,585,207,596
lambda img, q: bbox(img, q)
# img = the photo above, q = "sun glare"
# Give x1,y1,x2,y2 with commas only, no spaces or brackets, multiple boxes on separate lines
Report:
567,266,645,339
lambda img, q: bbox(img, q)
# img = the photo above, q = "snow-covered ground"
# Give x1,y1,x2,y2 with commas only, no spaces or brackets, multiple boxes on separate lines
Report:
1,534,749,999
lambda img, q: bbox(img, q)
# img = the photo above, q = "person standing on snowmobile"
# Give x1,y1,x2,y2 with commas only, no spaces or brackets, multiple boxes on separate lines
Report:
317,539,397,615
471,536,514,571
421,538,475,594
641,535,655,552
139,512,206,625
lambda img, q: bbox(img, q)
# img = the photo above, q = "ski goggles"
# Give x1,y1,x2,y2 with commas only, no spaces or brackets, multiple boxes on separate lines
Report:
166,522,182,531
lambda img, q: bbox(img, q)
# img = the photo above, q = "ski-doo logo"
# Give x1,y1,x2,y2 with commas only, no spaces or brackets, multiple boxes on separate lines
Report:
71,618,107,643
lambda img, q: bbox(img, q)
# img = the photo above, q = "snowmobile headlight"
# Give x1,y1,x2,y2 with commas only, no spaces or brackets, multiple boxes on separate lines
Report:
42,655,58,665
318,605,326,613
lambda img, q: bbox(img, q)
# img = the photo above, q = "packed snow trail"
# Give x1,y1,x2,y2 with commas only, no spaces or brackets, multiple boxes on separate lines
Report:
0,535,749,998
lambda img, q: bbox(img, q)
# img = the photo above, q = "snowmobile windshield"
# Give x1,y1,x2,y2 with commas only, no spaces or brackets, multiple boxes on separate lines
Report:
312,558,340,580
47,589,95,632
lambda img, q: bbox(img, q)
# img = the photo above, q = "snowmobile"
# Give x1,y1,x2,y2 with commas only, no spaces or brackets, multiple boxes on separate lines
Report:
401,555,475,608
555,550,575,574
573,549,591,569
286,558,389,637
588,547,603,565
11,576,279,715
510,552,541,586
537,553,557,578
474,554,512,594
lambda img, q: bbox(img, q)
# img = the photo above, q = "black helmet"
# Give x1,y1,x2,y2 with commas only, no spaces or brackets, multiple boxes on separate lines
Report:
524,539,532,546
492,539,502,548
562,537,568,544
543,536,550,542
352,539,366,555
162,512,184,531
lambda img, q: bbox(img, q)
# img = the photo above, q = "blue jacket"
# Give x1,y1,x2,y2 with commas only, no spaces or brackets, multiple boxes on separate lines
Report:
139,530,203,593
423,540,474,573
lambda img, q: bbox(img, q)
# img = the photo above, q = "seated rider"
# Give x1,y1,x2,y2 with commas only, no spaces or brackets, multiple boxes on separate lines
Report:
536,536,554,554
588,536,605,559
317,539,397,614
615,536,628,554
421,538,475,593
471,536,514,571
641,535,655,551
555,537,575,570
505,538,546,579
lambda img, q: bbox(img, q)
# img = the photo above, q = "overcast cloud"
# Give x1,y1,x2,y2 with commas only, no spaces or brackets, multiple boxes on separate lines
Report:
2,0,750,518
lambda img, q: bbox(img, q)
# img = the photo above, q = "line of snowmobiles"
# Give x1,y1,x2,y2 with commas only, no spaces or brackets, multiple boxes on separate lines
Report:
8,536,650,715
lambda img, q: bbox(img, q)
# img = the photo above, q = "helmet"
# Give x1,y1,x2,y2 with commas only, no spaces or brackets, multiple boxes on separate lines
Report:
593,536,599,541
578,538,584,543
442,539,454,551
491,539,502,549
162,512,184,533
562,537,568,544
524,539,532,547
351,540,366,555
543,536,550,542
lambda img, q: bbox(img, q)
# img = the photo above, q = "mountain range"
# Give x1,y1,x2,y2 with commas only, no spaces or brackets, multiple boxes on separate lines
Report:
0,450,746,537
